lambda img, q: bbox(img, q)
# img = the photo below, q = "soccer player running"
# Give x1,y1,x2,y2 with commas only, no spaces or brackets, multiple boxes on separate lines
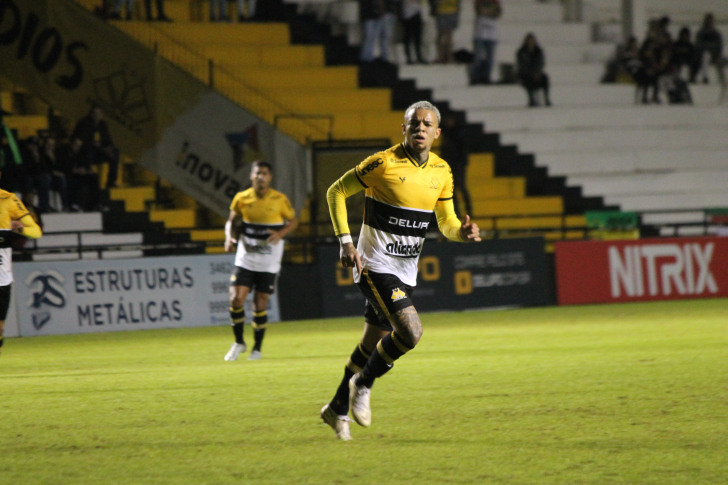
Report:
320,101,481,440
0,175,43,357
223,161,298,361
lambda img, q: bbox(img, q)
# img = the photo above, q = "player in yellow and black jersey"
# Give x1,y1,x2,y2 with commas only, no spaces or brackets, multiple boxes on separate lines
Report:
320,101,482,440
223,161,297,361
0,178,42,358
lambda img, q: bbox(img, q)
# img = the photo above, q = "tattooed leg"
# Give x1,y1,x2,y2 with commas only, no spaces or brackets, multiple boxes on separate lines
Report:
356,305,420,388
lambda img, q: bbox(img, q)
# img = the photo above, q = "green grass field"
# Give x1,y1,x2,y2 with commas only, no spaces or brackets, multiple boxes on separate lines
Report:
1,299,727,484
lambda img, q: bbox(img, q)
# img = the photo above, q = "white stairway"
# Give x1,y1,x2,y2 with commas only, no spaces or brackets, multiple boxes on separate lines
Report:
293,0,728,233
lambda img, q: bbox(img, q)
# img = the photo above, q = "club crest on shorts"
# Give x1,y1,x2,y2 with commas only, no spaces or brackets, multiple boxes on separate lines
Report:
391,288,407,302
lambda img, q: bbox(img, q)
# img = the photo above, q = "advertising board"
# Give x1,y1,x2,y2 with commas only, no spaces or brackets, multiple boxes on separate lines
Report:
13,254,279,336
555,237,728,305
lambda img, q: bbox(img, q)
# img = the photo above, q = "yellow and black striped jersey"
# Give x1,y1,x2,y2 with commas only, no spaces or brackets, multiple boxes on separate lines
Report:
352,143,454,285
230,187,295,274
0,190,41,285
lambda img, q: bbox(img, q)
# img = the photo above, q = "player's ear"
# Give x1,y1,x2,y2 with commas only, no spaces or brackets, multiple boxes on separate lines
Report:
434,127,441,139
401,123,407,136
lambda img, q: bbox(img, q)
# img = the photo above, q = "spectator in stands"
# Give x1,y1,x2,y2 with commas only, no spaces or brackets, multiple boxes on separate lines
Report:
110,0,135,20
430,0,460,64
209,0,228,21
58,138,100,212
71,106,120,189
672,27,699,82
237,0,257,21
402,0,425,64
516,33,551,107
144,0,170,21
439,114,472,217
36,137,70,213
20,136,41,203
695,13,725,88
471,0,501,85
638,22,664,103
359,0,396,63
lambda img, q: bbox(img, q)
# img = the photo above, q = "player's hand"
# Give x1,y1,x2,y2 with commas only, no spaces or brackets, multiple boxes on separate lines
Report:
224,239,237,252
340,242,363,273
10,220,24,234
459,215,481,242
266,229,283,245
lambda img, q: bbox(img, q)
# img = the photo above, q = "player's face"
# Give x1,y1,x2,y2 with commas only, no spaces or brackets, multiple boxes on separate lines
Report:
250,166,272,191
402,108,441,154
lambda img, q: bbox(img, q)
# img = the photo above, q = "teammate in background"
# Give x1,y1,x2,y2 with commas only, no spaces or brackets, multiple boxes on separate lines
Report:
320,101,481,440
223,161,298,361
0,173,43,357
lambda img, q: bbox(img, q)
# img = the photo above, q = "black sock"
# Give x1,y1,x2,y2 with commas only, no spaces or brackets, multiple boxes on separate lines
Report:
230,306,245,344
330,343,372,415
357,332,414,388
252,310,267,352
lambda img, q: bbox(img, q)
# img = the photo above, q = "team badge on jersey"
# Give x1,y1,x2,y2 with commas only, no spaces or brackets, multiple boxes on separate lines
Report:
391,288,407,301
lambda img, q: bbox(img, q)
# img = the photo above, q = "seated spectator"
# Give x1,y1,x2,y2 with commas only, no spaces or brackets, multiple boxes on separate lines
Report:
58,138,100,212
672,27,699,81
0,109,23,194
516,33,551,107
36,137,70,213
695,13,725,88
71,105,120,189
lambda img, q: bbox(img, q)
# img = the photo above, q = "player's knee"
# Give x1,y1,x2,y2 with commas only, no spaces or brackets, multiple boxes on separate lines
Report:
230,297,243,308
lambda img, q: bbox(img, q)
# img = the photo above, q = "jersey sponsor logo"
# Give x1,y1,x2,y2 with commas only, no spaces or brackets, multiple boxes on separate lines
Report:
432,164,445,168
358,158,384,176
388,217,429,230
391,288,407,301
385,240,422,258
399,177,406,183
392,159,409,164
243,241,273,255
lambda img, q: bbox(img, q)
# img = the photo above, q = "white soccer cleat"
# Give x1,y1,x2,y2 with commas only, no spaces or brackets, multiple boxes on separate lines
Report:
320,404,353,441
224,342,247,361
349,373,372,427
247,350,262,360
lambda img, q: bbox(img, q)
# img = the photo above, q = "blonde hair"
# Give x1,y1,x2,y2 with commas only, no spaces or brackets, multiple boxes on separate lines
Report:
404,101,441,126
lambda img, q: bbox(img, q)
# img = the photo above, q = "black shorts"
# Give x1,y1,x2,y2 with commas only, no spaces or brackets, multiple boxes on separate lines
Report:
0,284,10,321
230,266,277,294
357,269,414,331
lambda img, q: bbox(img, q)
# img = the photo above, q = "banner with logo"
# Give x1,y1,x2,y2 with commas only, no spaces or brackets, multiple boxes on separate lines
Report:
554,237,728,305
137,91,309,217
0,0,309,215
13,254,279,337
317,238,552,317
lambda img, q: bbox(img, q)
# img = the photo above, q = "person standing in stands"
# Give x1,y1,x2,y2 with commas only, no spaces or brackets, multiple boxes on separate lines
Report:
359,0,397,63
320,101,481,440
37,137,70,213
0,171,42,358
144,0,170,21
517,33,551,107
237,0,257,21
223,161,298,362
695,13,726,91
430,0,460,64
471,0,501,84
58,138,100,212
71,106,120,189
401,0,425,64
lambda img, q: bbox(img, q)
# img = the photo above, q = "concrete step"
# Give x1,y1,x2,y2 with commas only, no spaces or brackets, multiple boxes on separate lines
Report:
468,99,728,131
538,148,728,176
502,127,728,154
568,171,728,197
605,191,728,212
